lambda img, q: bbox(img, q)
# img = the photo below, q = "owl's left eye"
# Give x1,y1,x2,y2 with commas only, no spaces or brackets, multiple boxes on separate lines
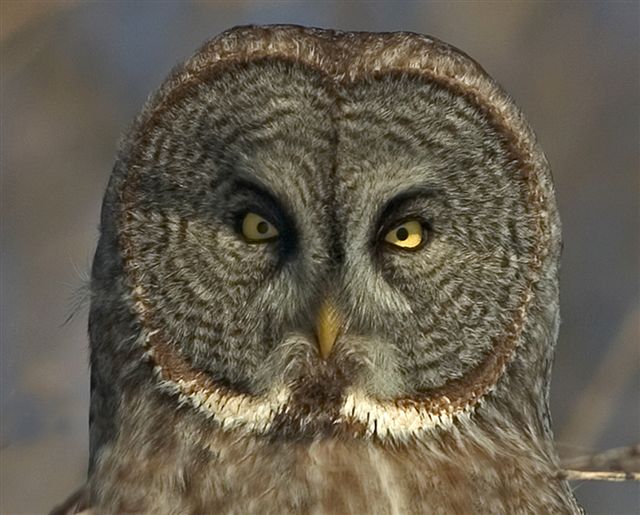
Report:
384,220,424,249
241,212,279,242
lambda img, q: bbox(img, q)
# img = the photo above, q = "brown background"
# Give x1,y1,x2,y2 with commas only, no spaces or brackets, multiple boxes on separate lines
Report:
1,2,638,513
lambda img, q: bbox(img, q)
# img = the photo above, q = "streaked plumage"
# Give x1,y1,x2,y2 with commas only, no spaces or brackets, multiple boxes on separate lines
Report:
54,25,581,514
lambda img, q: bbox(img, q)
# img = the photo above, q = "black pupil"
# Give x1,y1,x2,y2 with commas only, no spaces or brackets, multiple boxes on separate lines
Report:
257,221,269,234
396,227,409,241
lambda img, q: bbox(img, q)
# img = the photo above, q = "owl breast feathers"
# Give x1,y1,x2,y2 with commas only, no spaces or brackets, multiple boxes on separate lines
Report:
54,25,581,515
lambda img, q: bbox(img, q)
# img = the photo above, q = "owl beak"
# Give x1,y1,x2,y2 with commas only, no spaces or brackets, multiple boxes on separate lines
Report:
315,300,342,359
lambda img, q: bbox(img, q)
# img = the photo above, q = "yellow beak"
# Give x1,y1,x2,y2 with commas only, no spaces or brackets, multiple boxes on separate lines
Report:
316,300,342,359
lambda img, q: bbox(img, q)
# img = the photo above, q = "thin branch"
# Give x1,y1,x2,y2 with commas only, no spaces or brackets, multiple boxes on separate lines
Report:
558,443,640,482
559,470,640,482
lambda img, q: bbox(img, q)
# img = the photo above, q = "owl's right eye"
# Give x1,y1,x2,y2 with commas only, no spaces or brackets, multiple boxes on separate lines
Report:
384,220,424,250
241,212,279,242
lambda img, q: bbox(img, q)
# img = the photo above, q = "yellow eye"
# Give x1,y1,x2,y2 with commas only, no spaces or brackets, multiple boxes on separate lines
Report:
241,212,279,242
384,220,424,249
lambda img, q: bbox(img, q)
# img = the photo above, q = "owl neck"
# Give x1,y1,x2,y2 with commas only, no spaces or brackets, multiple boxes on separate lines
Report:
86,379,576,514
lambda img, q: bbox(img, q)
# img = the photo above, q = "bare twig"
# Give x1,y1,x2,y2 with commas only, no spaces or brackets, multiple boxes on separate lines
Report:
559,470,640,482
558,443,640,482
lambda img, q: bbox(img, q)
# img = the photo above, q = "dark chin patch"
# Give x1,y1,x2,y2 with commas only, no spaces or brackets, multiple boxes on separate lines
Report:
268,357,358,441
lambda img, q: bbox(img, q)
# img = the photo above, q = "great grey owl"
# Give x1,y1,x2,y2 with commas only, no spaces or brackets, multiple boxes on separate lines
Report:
54,25,582,514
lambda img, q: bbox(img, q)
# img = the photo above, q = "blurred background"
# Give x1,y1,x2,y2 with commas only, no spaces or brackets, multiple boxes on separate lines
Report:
1,1,638,513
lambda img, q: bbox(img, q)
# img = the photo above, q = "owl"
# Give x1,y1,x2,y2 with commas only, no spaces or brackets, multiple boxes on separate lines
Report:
54,25,582,514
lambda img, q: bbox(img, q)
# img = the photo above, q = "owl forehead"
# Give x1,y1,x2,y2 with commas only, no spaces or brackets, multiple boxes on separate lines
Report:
133,58,513,232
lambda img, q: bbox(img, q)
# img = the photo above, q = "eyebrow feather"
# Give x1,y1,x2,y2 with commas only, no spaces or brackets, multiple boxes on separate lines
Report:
376,185,440,224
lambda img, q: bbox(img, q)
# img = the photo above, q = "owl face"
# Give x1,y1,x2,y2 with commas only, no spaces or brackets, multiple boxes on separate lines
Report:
112,27,557,440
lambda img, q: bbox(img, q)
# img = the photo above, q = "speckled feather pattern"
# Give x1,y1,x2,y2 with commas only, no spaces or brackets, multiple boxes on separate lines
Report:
55,25,581,514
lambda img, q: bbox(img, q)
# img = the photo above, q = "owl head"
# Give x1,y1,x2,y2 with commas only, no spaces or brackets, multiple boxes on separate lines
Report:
89,25,561,457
